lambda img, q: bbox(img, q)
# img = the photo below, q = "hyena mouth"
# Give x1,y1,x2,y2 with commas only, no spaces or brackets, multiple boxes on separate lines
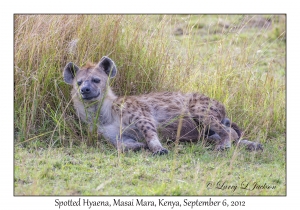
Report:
81,92,100,100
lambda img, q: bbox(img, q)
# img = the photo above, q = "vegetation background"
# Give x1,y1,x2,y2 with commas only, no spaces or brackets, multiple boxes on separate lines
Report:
14,14,286,195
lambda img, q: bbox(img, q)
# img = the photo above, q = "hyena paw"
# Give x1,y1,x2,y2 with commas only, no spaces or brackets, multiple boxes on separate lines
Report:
207,133,222,143
153,148,169,156
246,142,264,152
215,144,225,151
214,139,231,151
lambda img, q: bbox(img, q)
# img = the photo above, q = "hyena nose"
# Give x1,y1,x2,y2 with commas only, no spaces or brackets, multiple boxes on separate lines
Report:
80,87,91,94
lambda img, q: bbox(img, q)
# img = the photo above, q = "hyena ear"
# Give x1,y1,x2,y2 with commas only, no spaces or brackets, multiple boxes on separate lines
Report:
63,62,79,85
97,56,117,78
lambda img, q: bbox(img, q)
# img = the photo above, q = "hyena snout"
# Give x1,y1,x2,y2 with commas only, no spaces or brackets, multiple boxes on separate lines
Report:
79,81,100,100
80,86,91,94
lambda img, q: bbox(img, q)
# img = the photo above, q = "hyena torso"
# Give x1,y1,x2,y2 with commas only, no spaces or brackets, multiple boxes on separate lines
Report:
63,56,262,155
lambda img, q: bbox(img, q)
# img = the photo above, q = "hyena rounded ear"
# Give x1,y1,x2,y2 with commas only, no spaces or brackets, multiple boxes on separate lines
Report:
97,56,117,78
63,62,79,84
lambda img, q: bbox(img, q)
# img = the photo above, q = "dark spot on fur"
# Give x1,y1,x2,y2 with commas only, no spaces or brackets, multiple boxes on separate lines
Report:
129,115,133,123
165,108,172,112
148,122,155,128
144,106,150,113
169,105,179,110
201,95,209,100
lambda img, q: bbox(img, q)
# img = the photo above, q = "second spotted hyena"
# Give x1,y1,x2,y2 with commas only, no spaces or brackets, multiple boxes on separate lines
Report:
63,56,263,155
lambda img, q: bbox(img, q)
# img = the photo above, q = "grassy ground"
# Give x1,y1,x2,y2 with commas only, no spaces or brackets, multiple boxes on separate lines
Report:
14,14,286,195
15,140,285,195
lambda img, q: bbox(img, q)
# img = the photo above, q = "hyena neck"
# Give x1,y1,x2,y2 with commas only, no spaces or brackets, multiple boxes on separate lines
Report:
73,87,117,126
99,87,117,125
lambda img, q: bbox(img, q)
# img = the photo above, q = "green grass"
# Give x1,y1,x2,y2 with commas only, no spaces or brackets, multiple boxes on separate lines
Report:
14,14,286,195
15,138,285,195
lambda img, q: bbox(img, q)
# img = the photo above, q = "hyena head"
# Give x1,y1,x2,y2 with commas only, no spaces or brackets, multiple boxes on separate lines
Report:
63,56,117,101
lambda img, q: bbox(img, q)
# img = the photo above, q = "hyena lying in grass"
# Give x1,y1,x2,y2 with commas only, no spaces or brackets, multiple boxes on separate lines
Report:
63,56,263,155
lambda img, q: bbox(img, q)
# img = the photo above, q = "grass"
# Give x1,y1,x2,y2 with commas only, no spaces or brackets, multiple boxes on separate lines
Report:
14,14,286,195
15,139,285,195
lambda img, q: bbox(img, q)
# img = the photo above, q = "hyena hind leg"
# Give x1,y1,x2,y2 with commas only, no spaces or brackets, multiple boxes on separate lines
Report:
234,139,264,151
202,117,230,151
221,118,242,139
213,119,263,151
222,119,263,151
206,118,236,146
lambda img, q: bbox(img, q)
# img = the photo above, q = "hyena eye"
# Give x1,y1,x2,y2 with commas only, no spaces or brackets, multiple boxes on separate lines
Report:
92,78,100,83
77,81,82,86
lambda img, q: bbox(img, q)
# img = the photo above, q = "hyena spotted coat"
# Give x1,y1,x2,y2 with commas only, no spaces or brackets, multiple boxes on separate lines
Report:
63,56,263,155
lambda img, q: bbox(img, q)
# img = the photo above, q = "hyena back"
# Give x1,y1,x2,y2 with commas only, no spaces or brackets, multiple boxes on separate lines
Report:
63,56,263,155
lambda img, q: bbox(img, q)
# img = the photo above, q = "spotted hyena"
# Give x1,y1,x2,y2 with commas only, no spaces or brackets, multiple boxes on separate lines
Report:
63,56,263,155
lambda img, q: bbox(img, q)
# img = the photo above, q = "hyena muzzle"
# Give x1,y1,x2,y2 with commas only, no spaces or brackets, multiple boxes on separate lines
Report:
63,56,263,155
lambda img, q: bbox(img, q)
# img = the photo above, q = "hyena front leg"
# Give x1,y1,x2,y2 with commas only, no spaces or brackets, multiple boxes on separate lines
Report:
135,117,168,155
100,125,147,152
113,135,148,152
